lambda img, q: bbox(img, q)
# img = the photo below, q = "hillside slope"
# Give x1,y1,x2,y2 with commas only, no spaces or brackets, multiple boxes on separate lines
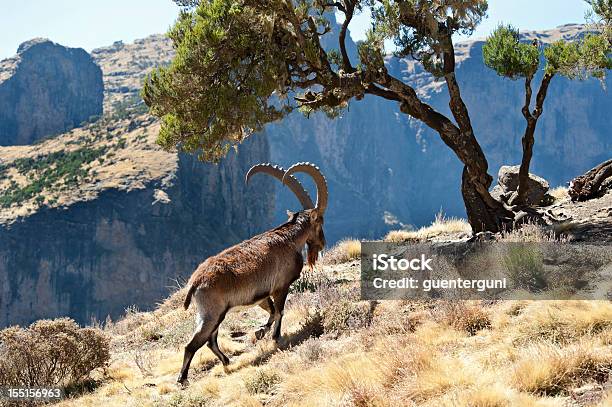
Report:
53,221,612,407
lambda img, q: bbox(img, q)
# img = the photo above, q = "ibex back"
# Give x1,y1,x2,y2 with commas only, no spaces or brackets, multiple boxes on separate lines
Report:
177,162,328,384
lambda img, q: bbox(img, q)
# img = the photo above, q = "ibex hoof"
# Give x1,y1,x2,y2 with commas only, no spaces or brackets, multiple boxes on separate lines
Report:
177,377,189,387
254,328,267,340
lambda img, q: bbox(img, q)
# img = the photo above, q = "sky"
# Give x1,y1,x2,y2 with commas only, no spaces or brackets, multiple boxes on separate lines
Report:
0,0,592,60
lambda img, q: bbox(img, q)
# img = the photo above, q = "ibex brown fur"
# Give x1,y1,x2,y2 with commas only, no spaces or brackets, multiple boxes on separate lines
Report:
177,162,328,384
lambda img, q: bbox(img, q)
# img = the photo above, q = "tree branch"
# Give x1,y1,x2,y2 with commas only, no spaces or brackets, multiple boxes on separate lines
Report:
514,73,554,205
533,73,554,118
522,76,533,120
338,0,356,72
364,85,401,101
376,70,497,207
441,29,476,141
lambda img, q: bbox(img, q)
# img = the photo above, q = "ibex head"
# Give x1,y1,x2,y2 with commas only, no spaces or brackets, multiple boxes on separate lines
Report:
246,162,328,266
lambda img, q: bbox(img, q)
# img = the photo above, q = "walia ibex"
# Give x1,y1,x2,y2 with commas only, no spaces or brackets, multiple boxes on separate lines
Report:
177,162,328,384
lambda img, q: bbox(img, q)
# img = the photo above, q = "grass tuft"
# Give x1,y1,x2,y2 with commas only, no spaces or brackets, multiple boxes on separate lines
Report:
321,239,361,265
511,340,612,396
385,212,470,242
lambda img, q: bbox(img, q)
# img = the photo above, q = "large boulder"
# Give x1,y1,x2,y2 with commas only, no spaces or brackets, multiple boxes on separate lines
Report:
496,165,550,206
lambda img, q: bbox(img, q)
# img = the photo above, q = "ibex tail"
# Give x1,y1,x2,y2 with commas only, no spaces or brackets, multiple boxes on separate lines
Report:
184,284,197,310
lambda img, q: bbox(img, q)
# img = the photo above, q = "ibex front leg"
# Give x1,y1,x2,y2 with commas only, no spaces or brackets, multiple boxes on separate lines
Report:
271,289,289,344
255,297,275,340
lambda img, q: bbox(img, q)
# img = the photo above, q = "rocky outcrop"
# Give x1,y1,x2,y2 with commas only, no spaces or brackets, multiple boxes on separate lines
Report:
493,165,550,206
0,39,103,146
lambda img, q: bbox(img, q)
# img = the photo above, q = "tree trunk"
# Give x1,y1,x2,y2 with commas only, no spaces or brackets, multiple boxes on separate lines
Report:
568,159,612,201
515,74,553,205
515,122,536,205
461,167,513,233
374,47,515,233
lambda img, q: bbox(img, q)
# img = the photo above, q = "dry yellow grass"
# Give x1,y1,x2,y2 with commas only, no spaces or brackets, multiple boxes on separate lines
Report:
385,213,471,242
321,238,361,264
53,258,612,407
511,340,612,396
549,186,569,202
510,301,612,344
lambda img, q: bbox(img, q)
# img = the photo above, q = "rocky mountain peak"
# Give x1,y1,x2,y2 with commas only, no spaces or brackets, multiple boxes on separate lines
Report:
16,37,54,54
0,39,104,146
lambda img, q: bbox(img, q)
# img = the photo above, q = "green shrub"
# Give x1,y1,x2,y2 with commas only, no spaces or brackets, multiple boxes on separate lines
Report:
503,244,548,291
0,147,107,208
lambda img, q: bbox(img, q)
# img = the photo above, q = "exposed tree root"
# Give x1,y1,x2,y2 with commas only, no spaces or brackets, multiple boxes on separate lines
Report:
568,159,612,202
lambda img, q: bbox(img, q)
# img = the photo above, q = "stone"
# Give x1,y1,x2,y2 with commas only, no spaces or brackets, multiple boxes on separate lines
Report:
490,184,510,203
497,165,550,206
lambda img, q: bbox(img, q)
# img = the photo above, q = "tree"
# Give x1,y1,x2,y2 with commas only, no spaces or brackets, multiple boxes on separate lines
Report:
483,23,611,206
143,0,611,233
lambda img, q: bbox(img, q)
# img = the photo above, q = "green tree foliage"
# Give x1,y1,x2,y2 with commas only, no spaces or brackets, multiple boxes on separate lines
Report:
484,25,611,81
143,0,489,163
371,0,488,76
544,34,611,78
482,14,610,205
482,26,539,79
144,0,610,232
143,1,293,160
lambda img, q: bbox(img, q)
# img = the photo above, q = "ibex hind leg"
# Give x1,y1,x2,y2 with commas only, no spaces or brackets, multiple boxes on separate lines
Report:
207,311,230,371
271,256,303,344
178,303,226,384
255,297,275,340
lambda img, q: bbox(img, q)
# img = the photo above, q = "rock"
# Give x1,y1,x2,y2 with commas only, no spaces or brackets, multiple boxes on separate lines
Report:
568,159,612,201
0,39,103,145
497,165,550,206
490,184,509,203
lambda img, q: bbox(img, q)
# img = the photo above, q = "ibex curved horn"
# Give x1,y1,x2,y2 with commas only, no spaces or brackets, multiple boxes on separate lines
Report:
282,162,328,215
246,163,314,209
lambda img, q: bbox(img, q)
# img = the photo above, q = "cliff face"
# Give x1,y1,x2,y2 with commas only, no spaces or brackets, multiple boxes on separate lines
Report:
0,39,104,146
0,39,273,327
0,136,271,327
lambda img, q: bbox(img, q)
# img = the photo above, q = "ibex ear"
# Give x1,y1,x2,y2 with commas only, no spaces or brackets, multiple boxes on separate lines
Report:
310,209,319,222
286,210,298,222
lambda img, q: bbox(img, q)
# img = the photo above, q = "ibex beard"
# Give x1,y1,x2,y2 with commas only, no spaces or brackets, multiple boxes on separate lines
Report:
177,162,328,385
